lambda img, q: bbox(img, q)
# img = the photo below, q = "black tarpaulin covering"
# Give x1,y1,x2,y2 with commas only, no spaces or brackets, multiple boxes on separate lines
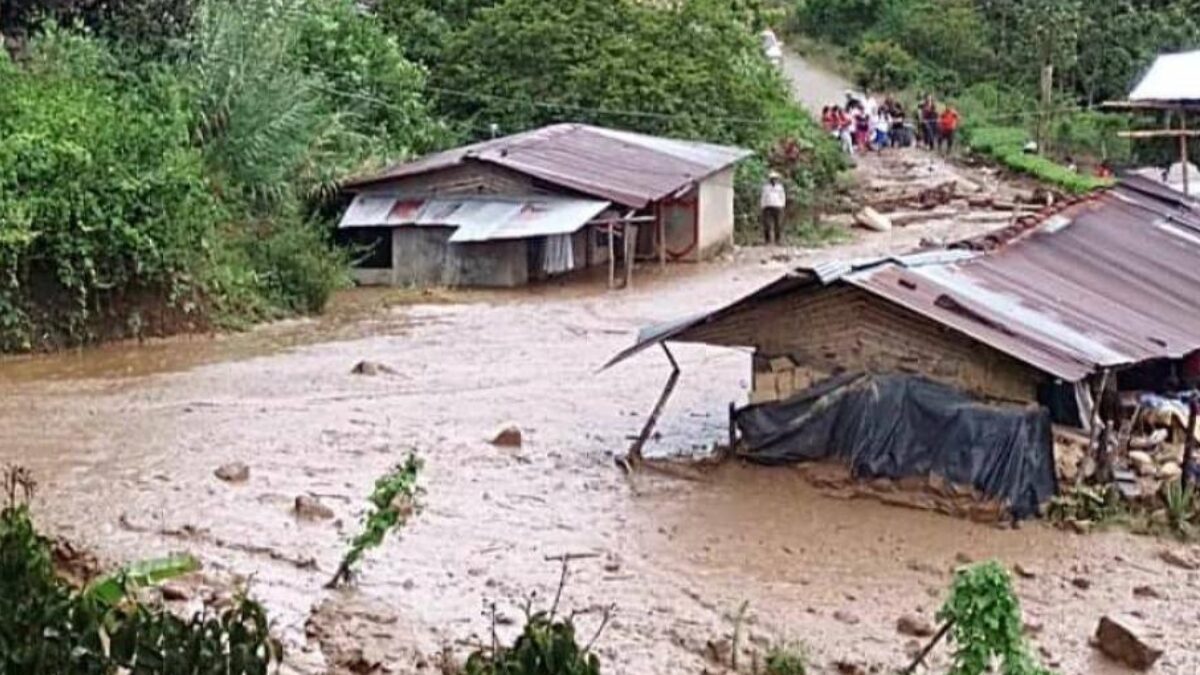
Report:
735,373,1057,518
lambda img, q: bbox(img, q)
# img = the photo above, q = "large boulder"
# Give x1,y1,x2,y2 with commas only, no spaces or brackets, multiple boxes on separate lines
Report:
1093,615,1163,671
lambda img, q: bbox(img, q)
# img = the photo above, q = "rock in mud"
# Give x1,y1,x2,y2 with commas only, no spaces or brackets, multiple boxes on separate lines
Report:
1093,615,1163,671
1158,461,1182,481
214,462,249,483
160,582,191,602
350,360,396,376
1013,563,1037,579
490,424,523,448
294,495,335,521
896,614,935,637
833,609,861,625
1159,548,1199,571
1133,585,1163,599
1129,450,1155,476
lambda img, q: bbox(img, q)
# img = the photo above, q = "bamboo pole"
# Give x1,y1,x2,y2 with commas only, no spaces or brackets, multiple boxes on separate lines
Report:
607,222,615,289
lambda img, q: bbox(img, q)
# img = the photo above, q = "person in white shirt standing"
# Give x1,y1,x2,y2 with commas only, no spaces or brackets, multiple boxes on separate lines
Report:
760,171,786,245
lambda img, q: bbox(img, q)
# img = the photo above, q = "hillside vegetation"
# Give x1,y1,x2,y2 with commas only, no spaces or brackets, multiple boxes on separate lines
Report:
0,0,840,352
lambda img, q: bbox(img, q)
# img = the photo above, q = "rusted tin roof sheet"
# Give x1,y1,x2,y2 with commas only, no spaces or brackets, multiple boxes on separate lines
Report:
343,124,752,208
608,179,1200,381
339,194,610,243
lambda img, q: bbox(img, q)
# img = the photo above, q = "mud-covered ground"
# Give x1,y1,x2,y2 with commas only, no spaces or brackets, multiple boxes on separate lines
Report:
4,152,1200,674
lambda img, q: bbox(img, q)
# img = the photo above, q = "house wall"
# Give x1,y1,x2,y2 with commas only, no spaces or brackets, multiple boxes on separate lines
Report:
683,285,1044,404
362,163,537,197
391,227,529,287
696,167,736,259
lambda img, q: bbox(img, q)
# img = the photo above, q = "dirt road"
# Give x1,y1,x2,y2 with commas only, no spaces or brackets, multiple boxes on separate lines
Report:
3,58,1199,675
781,47,852,113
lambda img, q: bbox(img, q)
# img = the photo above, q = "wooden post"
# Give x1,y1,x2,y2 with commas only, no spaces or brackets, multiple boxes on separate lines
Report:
1181,109,1191,197
1183,399,1197,490
658,216,666,270
624,224,636,290
607,222,615,290
627,344,681,466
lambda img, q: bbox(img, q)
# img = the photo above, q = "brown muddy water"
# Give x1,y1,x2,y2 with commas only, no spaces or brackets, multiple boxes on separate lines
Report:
3,227,1199,674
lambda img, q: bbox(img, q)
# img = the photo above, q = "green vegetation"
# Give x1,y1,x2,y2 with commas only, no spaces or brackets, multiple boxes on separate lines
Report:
328,453,423,587
937,562,1055,675
464,613,601,675
432,0,844,235
965,127,1114,194
1,0,843,351
0,467,280,673
765,642,809,675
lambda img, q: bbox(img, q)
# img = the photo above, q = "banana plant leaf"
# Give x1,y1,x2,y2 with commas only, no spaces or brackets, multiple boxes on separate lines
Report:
85,554,200,605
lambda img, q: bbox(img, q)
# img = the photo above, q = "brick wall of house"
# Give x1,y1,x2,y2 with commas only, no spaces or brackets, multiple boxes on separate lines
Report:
684,285,1043,404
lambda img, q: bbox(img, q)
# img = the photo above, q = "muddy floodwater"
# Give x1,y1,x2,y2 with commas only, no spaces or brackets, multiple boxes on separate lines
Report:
4,210,1200,673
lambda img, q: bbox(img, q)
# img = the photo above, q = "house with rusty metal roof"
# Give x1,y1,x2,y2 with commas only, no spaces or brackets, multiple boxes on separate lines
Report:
606,177,1200,517
338,123,751,288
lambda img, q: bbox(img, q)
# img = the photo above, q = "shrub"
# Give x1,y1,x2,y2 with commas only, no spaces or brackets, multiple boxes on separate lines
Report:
855,40,917,92
937,562,1055,675
0,467,280,673
463,612,601,675
765,642,808,675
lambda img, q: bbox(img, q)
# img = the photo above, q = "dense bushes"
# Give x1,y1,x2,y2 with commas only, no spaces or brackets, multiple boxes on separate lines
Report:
435,0,843,235
0,469,279,673
0,0,442,350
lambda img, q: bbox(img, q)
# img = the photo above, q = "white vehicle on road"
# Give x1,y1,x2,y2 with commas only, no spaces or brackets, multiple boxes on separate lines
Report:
760,28,783,67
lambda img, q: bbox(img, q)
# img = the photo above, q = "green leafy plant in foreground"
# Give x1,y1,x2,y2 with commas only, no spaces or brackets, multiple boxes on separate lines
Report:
937,562,1054,675
328,453,423,587
0,466,280,674
464,612,601,675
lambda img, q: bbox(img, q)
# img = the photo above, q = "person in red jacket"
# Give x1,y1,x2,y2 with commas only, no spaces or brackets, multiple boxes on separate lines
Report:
939,106,961,153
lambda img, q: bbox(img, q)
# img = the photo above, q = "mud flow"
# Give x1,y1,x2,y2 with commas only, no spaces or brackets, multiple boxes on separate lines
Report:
3,166,1199,673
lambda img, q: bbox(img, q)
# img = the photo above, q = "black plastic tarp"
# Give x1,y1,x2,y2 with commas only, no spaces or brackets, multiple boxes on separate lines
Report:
735,373,1057,518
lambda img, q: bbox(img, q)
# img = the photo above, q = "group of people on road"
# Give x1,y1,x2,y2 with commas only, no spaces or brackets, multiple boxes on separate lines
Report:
821,91,959,156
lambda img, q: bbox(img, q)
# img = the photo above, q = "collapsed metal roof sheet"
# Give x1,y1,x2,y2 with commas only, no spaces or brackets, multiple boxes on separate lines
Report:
607,179,1200,381
1130,51,1200,102
342,123,752,209
338,194,610,243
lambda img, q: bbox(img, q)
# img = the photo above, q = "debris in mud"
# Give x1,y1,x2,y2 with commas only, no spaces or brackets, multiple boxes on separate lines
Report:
896,614,935,638
51,538,103,587
1013,563,1037,579
854,207,892,232
490,424,523,448
1132,584,1163,599
1093,615,1164,670
1158,548,1198,571
160,582,191,602
214,462,250,483
350,360,397,376
832,609,860,625
295,495,336,521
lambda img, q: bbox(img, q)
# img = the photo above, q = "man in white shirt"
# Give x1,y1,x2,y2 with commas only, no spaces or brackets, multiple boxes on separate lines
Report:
760,171,786,245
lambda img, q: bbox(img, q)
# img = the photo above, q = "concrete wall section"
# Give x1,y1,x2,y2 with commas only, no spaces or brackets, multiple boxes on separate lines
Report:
391,227,530,288
696,167,736,259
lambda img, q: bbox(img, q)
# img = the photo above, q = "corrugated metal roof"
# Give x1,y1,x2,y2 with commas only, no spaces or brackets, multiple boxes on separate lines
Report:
1130,51,1200,102
608,179,1200,381
342,123,752,208
339,194,610,243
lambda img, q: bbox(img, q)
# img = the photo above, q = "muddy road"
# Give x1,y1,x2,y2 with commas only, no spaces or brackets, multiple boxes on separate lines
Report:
4,199,1200,673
